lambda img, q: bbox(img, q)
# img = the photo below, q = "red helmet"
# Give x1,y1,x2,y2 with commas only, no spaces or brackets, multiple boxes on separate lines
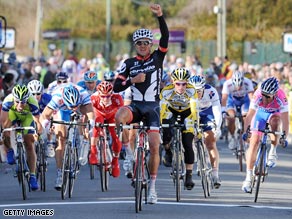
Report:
97,81,113,95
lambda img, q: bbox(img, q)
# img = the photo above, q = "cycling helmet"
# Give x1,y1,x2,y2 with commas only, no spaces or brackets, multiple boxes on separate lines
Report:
56,71,69,80
104,71,115,81
62,85,80,108
12,84,30,101
232,70,244,87
27,80,44,94
132,28,153,42
171,68,190,81
84,70,98,82
190,75,206,90
261,77,279,95
97,81,113,95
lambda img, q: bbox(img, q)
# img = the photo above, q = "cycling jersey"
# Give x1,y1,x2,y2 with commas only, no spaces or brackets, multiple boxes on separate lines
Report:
39,93,52,113
77,80,101,95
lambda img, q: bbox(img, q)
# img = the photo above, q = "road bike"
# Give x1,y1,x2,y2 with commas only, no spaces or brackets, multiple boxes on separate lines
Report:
193,122,214,198
51,112,88,199
120,122,150,213
2,126,35,200
247,123,285,202
35,134,47,192
90,122,114,192
161,115,186,202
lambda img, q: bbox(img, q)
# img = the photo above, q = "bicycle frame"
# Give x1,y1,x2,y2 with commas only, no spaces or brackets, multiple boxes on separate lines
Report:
2,126,35,200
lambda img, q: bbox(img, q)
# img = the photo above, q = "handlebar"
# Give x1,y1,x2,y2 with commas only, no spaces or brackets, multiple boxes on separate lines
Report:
2,126,36,133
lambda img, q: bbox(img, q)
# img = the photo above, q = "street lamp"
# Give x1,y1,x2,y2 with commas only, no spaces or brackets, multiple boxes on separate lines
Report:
213,0,226,58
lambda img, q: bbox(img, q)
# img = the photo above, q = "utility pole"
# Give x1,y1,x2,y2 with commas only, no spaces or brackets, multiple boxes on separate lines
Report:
105,0,111,64
34,0,42,59
214,0,226,58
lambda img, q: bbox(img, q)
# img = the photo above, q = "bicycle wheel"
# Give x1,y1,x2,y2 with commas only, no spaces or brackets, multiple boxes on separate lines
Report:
61,144,70,200
39,142,47,192
254,145,265,203
99,139,106,192
238,133,244,172
135,147,143,213
17,145,27,200
69,147,78,198
197,141,209,198
174,145,181,202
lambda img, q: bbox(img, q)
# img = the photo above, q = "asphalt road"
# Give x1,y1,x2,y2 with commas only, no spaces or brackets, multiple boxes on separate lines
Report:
0,139,291,219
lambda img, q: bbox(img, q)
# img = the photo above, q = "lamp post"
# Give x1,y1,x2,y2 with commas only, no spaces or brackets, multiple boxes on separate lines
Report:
105,0,111,64
213,0,226,58
34,0,42,59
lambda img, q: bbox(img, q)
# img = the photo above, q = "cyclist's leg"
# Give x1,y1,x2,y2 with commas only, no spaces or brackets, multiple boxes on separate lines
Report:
89,114,103,165
226,98,236,150
161,117,173,167
267,113,281,168
2,110,14,164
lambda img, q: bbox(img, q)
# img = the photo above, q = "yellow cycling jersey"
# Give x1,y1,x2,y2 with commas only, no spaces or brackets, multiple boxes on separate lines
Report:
160,83,199,120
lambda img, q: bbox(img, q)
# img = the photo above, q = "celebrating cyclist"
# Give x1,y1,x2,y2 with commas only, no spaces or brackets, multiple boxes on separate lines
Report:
190,75,222,188
221,70,254,150
27,80,55,157
113,3,169,204
77,70,101,95
241,77,289,193
160,68,198,190
40,83,95,190
0,85,43,191
90,81,124,177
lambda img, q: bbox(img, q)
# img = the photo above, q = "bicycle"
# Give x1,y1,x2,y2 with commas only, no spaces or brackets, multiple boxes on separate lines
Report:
246,123,286,202
193,122,214,198
90,122,114,192
2,126,36,200
120,122,150,213
35,134,47,192
161,115,186,202
50,112,88,199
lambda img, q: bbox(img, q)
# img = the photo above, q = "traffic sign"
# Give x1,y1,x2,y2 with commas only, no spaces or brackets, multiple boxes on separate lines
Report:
283,32,292,53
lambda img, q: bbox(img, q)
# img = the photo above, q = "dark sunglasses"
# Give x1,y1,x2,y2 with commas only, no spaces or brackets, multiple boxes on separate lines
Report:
57,80,68,84
175,82,187,86
15,100,27,104
262,92,272,99
100,95,112,99
135,41,151,46
32,93,41,96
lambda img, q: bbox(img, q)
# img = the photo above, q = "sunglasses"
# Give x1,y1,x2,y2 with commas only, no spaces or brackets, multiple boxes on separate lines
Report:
262,92,273,99
100,94,111,99
175,82,187,87
57,80,68,84
32,93,41,96
196,89,204,93
15,100,27,104
135,41,151,46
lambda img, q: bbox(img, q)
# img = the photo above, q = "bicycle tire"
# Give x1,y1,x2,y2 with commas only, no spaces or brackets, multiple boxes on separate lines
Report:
254,144,265,203
69,147,78,198
197,141,209,198
238,134,244,172
61,144,70,200
18,144,27,200
99,139,106,192
135,147,143,213
174,145,181,202
40,142,47,192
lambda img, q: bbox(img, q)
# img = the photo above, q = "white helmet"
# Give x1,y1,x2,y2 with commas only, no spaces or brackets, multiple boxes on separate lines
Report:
232,71,244,87
132,28,153,42
27,80,44,94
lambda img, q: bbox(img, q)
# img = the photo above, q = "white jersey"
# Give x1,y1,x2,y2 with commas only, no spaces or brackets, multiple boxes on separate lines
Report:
48,82,91,111
222,77,254,98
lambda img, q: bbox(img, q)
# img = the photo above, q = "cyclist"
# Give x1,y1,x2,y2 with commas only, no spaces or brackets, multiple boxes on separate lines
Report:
40,83,95,190
0,85,43,191
113,3,169,204
241,77,289,193
190,75,222,188
77,70,101,95
221,70,254,150
27,80,54,157
104,71,116,84
47,71,69,95
160,68,197,190
90,81,124,177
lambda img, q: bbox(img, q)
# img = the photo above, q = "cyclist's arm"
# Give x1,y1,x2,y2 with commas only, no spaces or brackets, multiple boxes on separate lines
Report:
33,114,43,134
281,111,289,136
212,101,222,129
221,93,228,110
40,106,54,125
243,108,256,132
80,103,95,122
247,91,253,101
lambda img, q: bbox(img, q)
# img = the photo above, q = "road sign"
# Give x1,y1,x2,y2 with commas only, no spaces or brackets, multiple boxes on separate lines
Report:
283,32,292,53
0,16,7,48
152,29,185,44
5,28,16,49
